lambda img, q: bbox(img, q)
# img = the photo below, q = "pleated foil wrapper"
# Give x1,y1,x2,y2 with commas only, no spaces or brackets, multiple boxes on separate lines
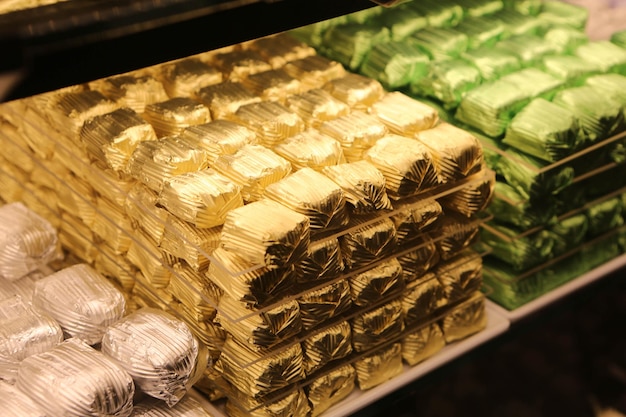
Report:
360,40,431,89
285,89,350,128
543,26,589,54
216,295,302,350
401,323,446,366
351,299,404,353
0,202,61,281
550,213,589,255
167,263,221,321
354,342,403,390
376,4,427,41
32,263,125,345
405,0,463,28
127,135,208,192
282,55,347,91
124,183,169,244
179,120,257,165
318,111,388,162
541,55,600,85
160,57,223,98
364,134,440,198
264,168,349,234
299,238,343,284
586,197,625,238
321,23,390,71
408,27,469,61
493,9,544,37
212,49,273,81
290,18,339,48
131,395,214,417
160,216,221,271
402,273,447,326
158,169,243,229
217,336,305,398
16,338,135,417
302,321,352,374
397,235,441,281
370,92,439,136
538,1,588,30
225,388,310,417
94,74,169,113
306,364,356,417
273,129,346,171
461,46,521,81
349,257,404,307
458,0,503,17
45,90,119,138
231,101,305,148
143,97,212,137
500,68,564,101
242,69,303,103
486,182,554,229
340,217,397,270
435,252,483,304
1,381,48,417
322,73,384,110
92,197,133,253
439,173,495,217
391,199,442,244
585,74,626,113
502,0,541,16
101,308,199,406
297,280,352,330
431,214,480,261
503,98,581,163
0,269,46,303
441,292,487,343
494,35,562,66
247,33,316,69
194,81,262,120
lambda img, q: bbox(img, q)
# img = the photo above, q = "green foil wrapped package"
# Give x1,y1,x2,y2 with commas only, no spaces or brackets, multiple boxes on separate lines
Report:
461,47,521,81
585,74,626,110
499,68,564,101
493,9,544,37
543,26,589,54
538,1,589,30
321,23,390,71
549,213,589,255
501,0,541,16
486,182,557,229
575,41,626,75
290,17,344,48
408,28,469,61
585,197,624,238
612,29,626,49
456,0,503,17
495,35,562,65
375,4,428,41
454,16,506,50
540,55,600,86
346,7,383,24
360,41,431,89
405,0,464,28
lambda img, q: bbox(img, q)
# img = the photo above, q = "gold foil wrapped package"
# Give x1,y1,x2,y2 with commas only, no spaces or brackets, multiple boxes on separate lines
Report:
92,197,133,254
131,395,215,417
0,202,61,281
370,92,439,136
306,364,356,417
179,120,257,165
349,257,404,307
95,74,168,113
273,129,346,172
402,273,447,325
1,381,48,417
323,73,384,110
283,55,347,91
143,97,211,138
351,299,404,352
397,236,440,281
195,81,262,120
318,111,388,162
360,40,431,89
225,388,310,417
129,135,208,192
160,58,223,98
461,46,521,81
124,183,169,244
16,339,135,417
160,217,221,271
392,199,442,244
302,321,352,374
96,244,136,292
264,168,349,233
232,101,305,148
45,90,119,138
32,263,125,345
247,33,316,69
159,169,243,228
126,232,172,288
436,252,483,304
433,214,480,260
408,27,469,61
439,173,495,217
354,342,403,390
285,89,350,128
340,217,397,270
297,279,352,330
58,212,98,263
364,134,439,198
299,238,343,284
406,0,463,28
321,23,390,71
212,49,272,81
401,323,445,366
242,69,303,103
441,292,487,343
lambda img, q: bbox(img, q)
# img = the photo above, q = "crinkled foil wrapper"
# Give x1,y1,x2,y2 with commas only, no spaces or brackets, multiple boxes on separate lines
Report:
212,144,292,202
168,263,221,321
225,388,310,417
538,1,588,30
195,81,262,120
285,89,350,128
340,217,397,270
321,23,390,71
455,15,505,49
231,101,305,148
541,55,600,84
495,35,561,66
95,74,169,113
46,90,119,138
486,182,554,229
461,46,521,81
586,196,625,237
436,251,483,303
160,57,223,98
306,364,356,417
143,97,211,138
354,342,403,390
0,202,61,281
351,299,404,353
273,129,346,171
431,214,480,260
58,212,98,263
242,69,303,103
323,73,384,110
500,68,564,99
212,49,272,81
264,168,349,233
283,55,347,91
364,134,439,198
549,213,589,254
158,169,243,228
0,269,46,303
397,235,441,281
101,308,199,406
405,0,463,27
391,199,442,244
318,111,388,162
32,263,125,345
408,27,468,61
179,120,257,165
160,217,221,271
494,8,543,37
440,173,495,218
402,273,447,326
297,280,352,330
349,257,404,307
16,339,135,417
132,395,215,417
378,5,428,41
302,321,352,374
126,231,172,288
441,292,487,343
401,323,446,366
544,26,588,54
1,381,48,417
370,92,439,136
502,0,542,16
585,74,626,115
247,33,316,69
299,238,343,284
93,197,133,254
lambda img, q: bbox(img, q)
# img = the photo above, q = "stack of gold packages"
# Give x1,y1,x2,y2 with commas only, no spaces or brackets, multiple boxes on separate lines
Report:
0,29,495,416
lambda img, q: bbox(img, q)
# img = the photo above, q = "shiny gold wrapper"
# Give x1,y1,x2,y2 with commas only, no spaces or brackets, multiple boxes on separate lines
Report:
217,295,302,349
22,185,62,231
401,323,446,366
127,135,208,192
441,292,487,343
297,279,352,330
57,173,96,228
194,81,262,120
132,271,174,311
58,212,98,263
124,183,169,244
132,395,215,417
364,134,440,198
126,231,172,288
318,111,388,162
242,69,303,103
172,304,225,357
351,299,404,352
179,120,257,165
285,89,350,128
92,197,133,254
160,217,221,271
397,235,440,281
45,90,119,138
439,173,495,217
95,74,168,113
402,272,447,326
88,168,134,207
340,217,397,270
354,342,403,390
299,238,343,284
231,101,305,148
160,57,223,98
247,33,317,69
217,336,305,398
283,55,347,91
264,168,349,233
0,117,36,173
0,160,29,205
168,263,221,320
322,160,392,215
436,251,483,304
273,129,346,171
302,321,352,374
95,243,137,291
349,257,404,307
323,73,384,110
143,98,211,138
158,169,243,229
370,92,439,136
432,214,480,260
306,364,356,417
225,388,310,417
212,49,273,81
392,198,442,244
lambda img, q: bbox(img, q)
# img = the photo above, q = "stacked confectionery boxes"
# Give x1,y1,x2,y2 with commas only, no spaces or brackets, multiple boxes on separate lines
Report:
294,0,626,310
0,19,495,417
